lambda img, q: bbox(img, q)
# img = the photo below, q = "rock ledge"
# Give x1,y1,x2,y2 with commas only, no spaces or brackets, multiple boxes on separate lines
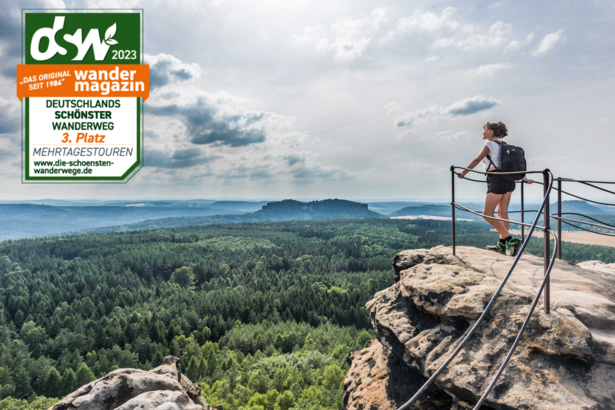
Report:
49,355,216,410
343,246,615,409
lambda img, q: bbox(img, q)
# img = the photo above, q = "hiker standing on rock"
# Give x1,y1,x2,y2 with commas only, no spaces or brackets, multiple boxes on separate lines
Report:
458,121,534,256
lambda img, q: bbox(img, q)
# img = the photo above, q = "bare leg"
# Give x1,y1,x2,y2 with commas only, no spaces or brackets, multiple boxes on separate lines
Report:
484,193,510,238
497,192,513,233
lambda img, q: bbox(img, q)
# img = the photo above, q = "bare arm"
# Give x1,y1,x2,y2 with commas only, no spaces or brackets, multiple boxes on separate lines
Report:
459,146,490,178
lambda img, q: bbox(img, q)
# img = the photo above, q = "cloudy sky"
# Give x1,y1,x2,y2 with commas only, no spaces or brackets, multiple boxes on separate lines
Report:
0,0,614,200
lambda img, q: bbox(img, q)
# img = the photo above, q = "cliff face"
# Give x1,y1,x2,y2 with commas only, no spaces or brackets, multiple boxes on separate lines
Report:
49,356,216,410
343,246,615,409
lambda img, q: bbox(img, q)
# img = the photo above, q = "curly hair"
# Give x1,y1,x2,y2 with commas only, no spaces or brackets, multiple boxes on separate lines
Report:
484,121,508,138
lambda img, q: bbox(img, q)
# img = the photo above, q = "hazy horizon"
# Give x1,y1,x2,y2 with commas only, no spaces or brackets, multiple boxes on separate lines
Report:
0,196,586,204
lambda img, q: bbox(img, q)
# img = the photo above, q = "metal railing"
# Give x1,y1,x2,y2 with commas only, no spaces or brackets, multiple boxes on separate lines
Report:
397,169,615,410
451,167,555,313
398,167,559,410
551,178,615,255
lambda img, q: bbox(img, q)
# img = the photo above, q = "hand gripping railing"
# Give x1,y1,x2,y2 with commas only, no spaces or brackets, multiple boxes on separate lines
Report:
397,168,556,410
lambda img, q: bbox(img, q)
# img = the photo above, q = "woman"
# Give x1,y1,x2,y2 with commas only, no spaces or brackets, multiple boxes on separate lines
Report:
458,121,533,256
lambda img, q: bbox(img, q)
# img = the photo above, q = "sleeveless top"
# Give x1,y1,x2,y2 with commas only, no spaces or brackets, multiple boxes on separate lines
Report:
481,139,502,170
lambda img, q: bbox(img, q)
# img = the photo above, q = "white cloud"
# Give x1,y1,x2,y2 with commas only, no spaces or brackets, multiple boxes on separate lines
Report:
42,0,65,7
291,26,320,44
389,95,501,127
313,7,389,61
138,50,352,185
434,130,472,140
505,40,522,52
380,7,465,43
145,53,204,90
444,95,500,116
298,6,530,60
0,96,20,135
531,29,565,56
434,21,512,51
466,63,512,77
395,7,460,33
504,32,533,52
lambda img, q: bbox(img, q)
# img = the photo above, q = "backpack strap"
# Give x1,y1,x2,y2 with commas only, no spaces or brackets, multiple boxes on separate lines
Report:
486,154,497,171
485,140,502,171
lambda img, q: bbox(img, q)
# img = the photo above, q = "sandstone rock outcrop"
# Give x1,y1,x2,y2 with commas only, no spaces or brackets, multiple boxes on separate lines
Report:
577,260,615,275
49,356,215,410
343,246,615,409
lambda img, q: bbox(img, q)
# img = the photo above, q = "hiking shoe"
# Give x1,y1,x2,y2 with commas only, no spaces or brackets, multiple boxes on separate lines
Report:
507,238,522,256
486,241,507,255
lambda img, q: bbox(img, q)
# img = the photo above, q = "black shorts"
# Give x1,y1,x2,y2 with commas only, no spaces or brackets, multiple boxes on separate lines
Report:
487,170,515,194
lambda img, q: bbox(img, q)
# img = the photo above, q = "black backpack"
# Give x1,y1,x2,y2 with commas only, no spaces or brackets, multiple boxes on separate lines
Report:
486,140,526,181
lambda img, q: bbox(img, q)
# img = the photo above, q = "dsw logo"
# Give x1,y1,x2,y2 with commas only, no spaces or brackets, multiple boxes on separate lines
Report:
31,16,119,61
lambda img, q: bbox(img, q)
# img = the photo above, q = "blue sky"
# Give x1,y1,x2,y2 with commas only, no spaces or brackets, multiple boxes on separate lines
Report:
0,0,613,200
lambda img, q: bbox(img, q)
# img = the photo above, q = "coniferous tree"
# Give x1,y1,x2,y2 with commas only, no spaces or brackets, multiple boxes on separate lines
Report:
75,363,96,388
171,267,195,289
44,368,62,398
12,367,32,399
186,356,199,381
61,368,77,395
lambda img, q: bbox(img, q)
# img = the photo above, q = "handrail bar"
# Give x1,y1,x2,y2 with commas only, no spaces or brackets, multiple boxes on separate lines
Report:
453,203,546,230
552,214,615,231
577,181,615,196
454,166,547,176
531,180,615,207
559,221,615,238
474,228,559,408
557,178,615,185
458,173,615,208
397,168,554,410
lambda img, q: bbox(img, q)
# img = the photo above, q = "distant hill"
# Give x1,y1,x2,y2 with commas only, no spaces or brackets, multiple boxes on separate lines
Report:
2,198,604,241
390,204,484,220
552,200,607,215
365,201,436,215
0,199,385,240
0,202,251,240
209,201,269,212
252,199,384,220
77,199,385,235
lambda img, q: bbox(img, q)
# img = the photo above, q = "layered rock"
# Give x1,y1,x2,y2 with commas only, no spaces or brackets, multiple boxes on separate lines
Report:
49,356,216,410
343,246,615,409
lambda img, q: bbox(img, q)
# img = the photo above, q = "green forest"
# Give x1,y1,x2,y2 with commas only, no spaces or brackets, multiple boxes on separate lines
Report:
0,219,613,409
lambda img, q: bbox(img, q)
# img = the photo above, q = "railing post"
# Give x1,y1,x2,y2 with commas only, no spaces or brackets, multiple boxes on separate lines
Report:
543,170,551,314
521,180,525,242
451,166,456,256
558,179,562,259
